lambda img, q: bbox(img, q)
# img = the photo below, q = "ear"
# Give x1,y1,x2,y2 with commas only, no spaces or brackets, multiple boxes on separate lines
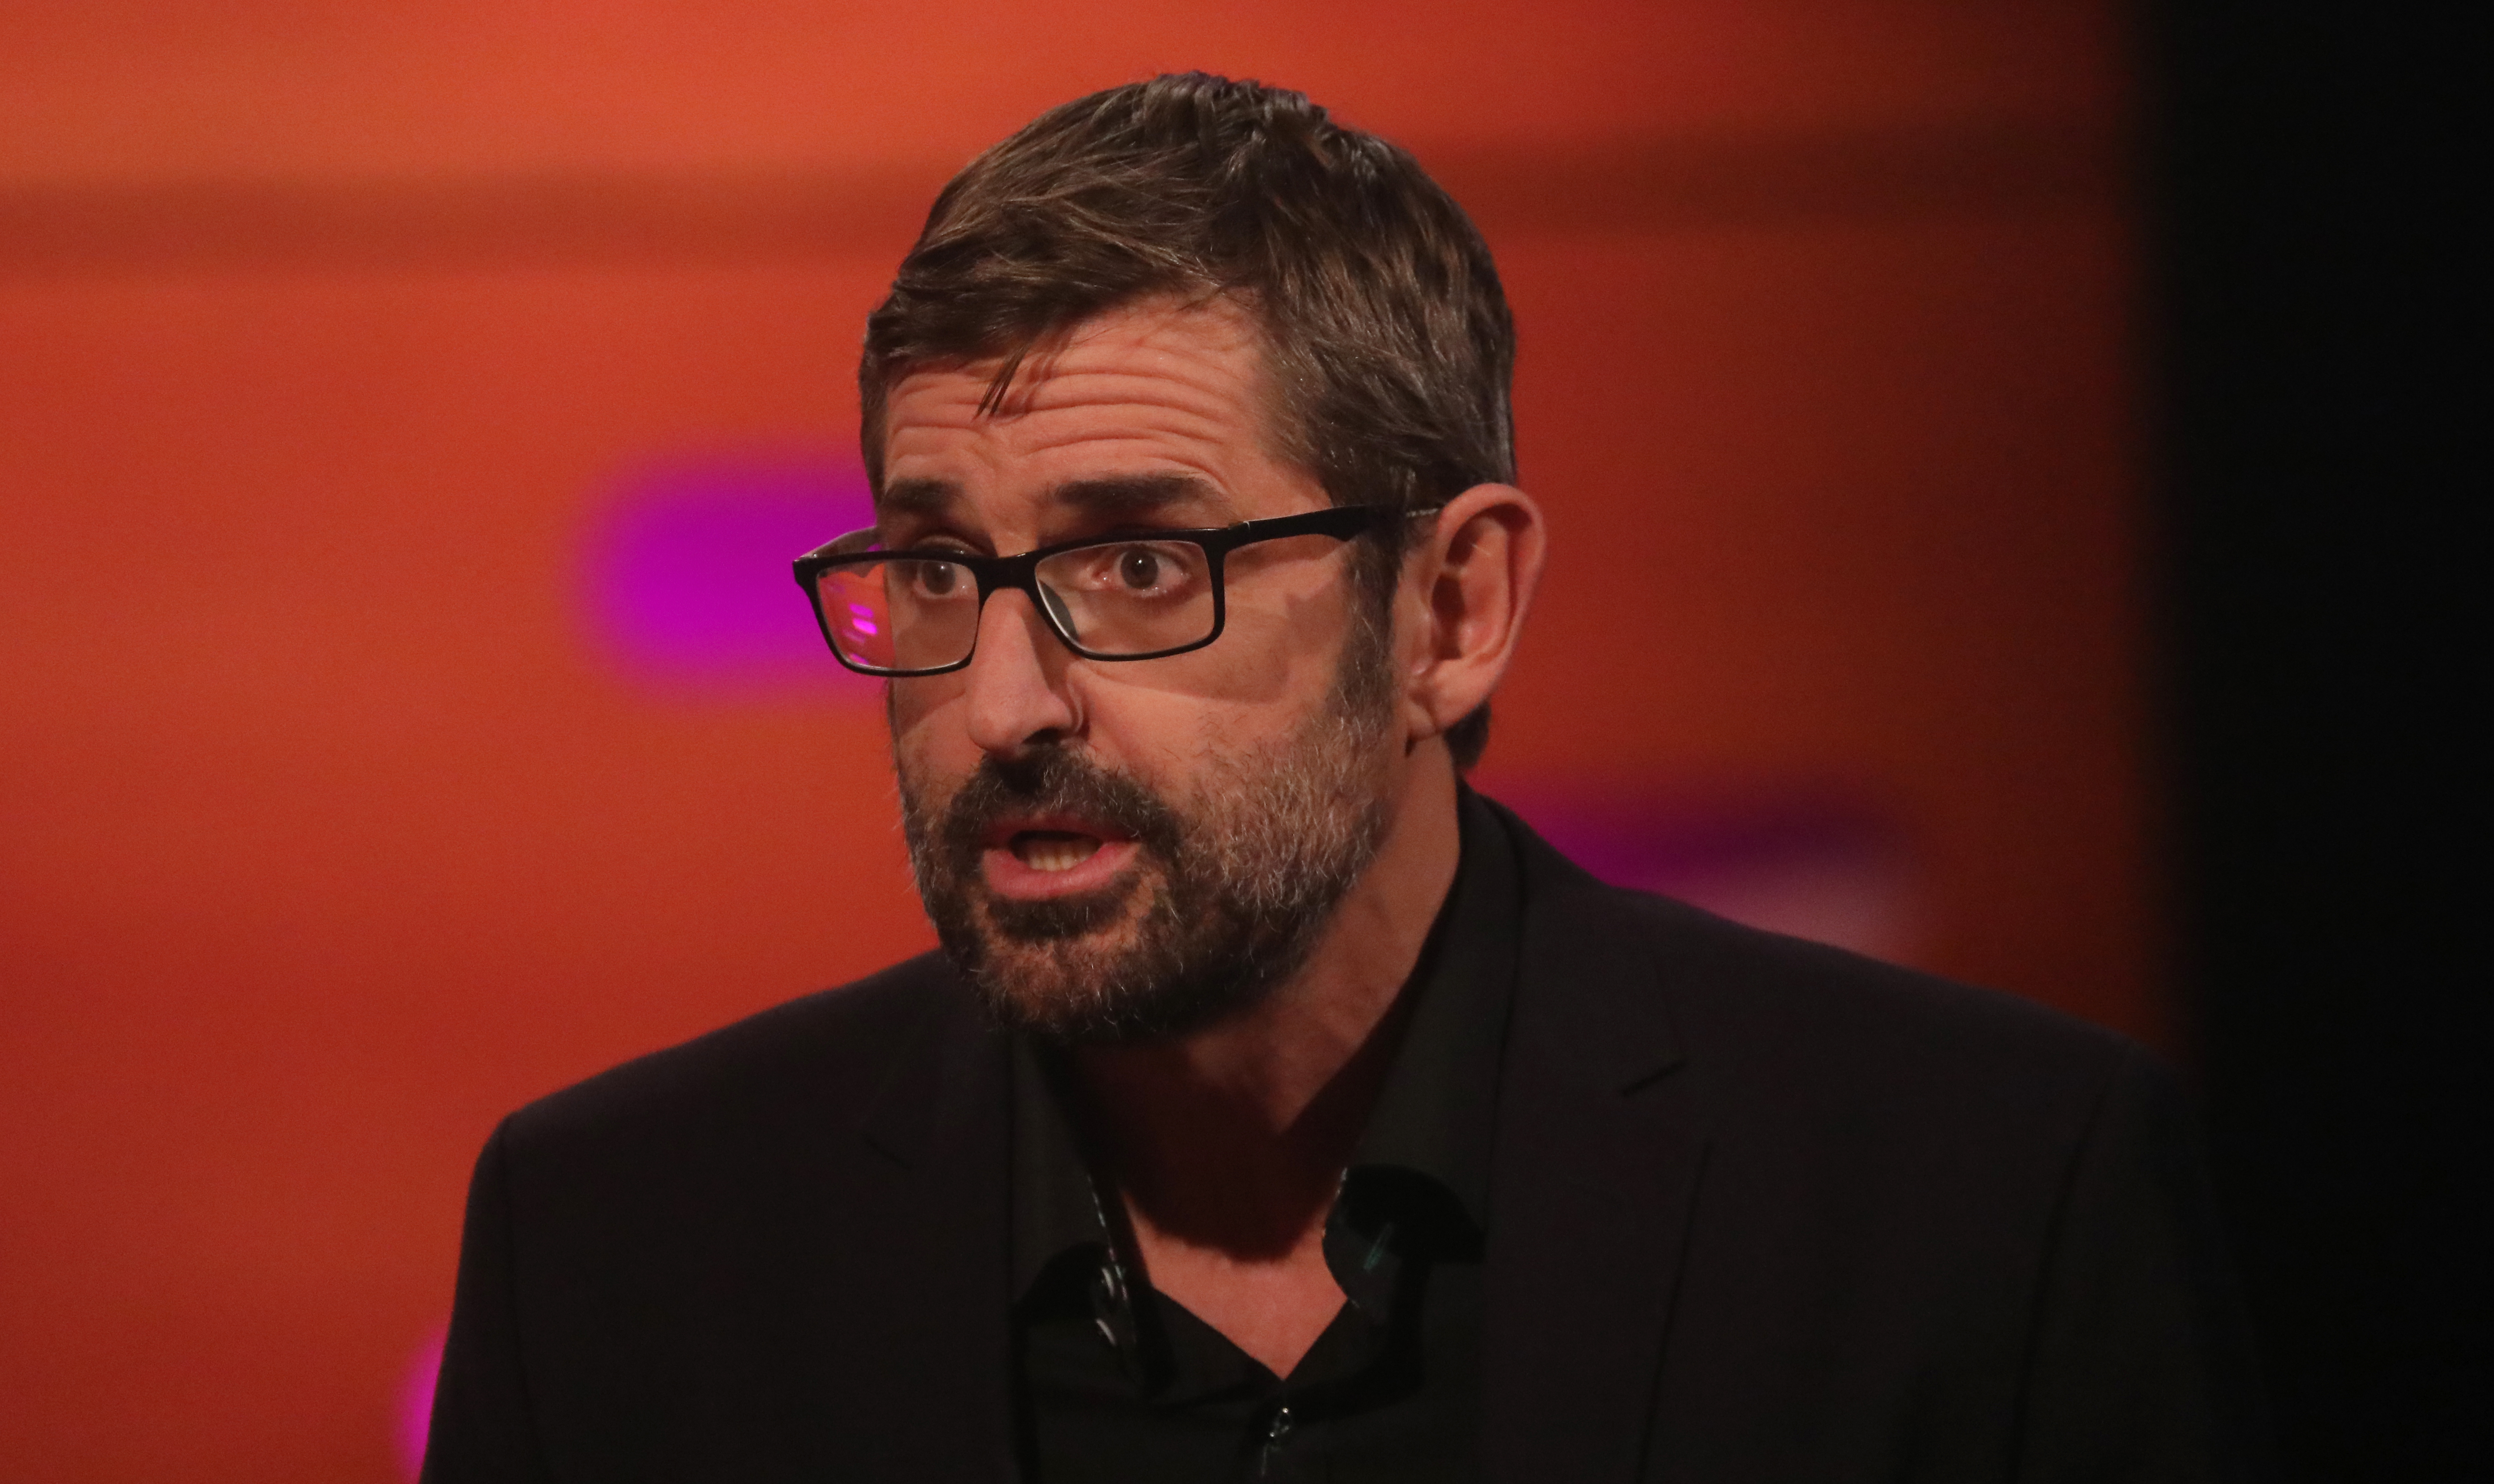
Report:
1398,483,1546,748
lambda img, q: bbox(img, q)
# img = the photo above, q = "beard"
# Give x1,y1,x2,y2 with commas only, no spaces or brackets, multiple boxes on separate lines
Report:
894,613,1399,1046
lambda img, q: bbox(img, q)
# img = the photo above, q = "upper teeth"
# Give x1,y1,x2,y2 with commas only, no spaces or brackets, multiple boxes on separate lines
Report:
1018,834,1101,873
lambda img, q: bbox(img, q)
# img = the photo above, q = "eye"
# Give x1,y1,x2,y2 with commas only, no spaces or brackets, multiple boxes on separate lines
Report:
914,561,961,597
1116,547,1163,591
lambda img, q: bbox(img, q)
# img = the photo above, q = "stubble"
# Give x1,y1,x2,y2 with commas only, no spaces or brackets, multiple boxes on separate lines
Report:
894,607,1399,1045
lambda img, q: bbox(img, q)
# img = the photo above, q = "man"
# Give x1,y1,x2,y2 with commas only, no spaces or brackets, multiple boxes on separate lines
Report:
425,75,2265,1482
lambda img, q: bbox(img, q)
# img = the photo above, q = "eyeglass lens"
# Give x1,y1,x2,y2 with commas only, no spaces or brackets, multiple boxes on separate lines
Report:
813,538,1217,673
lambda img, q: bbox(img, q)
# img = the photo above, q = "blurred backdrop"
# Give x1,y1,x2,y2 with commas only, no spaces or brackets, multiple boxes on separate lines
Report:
4,3,2159,1478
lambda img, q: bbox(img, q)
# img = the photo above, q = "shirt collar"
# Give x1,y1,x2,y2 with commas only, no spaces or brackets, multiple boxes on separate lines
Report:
1010,1036,1109,1302
1341,783,1520,1233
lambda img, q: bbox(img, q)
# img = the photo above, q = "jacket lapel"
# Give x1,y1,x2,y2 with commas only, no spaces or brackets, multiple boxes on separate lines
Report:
848,981,1022,1481
1481,803,1709,1484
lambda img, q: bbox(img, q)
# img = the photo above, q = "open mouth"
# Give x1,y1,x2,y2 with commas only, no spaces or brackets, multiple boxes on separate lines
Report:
977,814,1140,900
1010,830,1103,873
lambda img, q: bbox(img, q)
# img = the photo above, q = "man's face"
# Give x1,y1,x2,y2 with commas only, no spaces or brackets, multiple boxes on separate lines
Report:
877,297,1402,1044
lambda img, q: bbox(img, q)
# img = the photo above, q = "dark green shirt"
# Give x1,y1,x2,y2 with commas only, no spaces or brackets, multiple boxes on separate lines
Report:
1010,788,1523,1483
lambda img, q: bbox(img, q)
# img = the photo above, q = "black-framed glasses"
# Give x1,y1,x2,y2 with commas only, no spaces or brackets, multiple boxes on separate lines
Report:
791,503,1435,678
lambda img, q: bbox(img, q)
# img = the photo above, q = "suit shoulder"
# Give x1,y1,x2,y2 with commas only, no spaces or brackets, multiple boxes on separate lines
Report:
1611,884,2148,1169
503,950,968,1155
1569,875,2162,1230
1621,883,2129,1072
1497,804,2140,1147
1490,792,2133,1086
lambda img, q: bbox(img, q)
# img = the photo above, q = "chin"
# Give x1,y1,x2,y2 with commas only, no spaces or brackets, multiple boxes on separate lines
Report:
953,901,1300,1048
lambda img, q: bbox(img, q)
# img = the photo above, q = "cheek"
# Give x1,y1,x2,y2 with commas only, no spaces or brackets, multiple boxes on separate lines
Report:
887,678,972,775
886,673,950,732
1086,608,1356,777
1146,688,1335,806
1217,558,1363,685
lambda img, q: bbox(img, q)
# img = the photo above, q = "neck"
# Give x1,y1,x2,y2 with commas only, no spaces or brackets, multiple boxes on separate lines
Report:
1072,744,1462,1246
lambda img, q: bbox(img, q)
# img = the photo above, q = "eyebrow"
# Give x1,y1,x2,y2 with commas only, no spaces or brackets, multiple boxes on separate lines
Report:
875,477,958,521
1048,473,1233,523
875,472,1237,530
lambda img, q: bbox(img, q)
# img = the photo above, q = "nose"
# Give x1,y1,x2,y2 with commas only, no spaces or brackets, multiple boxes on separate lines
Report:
963,589,1080,756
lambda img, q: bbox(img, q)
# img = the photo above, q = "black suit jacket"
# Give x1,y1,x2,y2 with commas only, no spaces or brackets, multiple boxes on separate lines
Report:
425,800,2266,1481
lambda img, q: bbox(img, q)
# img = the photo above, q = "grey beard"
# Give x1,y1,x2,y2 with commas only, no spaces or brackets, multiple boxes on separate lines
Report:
894,612,1398,1045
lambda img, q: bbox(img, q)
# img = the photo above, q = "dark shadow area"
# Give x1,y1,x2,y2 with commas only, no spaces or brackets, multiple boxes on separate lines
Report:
2146,3,2485,1477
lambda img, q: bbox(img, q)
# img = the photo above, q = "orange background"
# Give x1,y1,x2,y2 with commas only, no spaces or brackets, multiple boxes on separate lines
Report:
0,3,2146,1478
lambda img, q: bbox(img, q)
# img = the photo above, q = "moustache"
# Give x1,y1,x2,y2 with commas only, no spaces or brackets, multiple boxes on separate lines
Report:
932,747,1189,874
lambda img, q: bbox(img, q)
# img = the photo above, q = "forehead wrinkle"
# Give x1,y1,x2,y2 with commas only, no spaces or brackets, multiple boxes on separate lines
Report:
888,364,1247,465
1003,371,1256,461
880,298,1315,522
1005,417,1235,467
888,364,993,420
892,300,1262,428
1016,355,1254,421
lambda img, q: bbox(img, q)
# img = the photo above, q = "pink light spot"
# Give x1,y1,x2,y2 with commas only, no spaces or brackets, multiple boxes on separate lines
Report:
397,1325,447,1480
580,456,877,697
1492,786,1921,964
